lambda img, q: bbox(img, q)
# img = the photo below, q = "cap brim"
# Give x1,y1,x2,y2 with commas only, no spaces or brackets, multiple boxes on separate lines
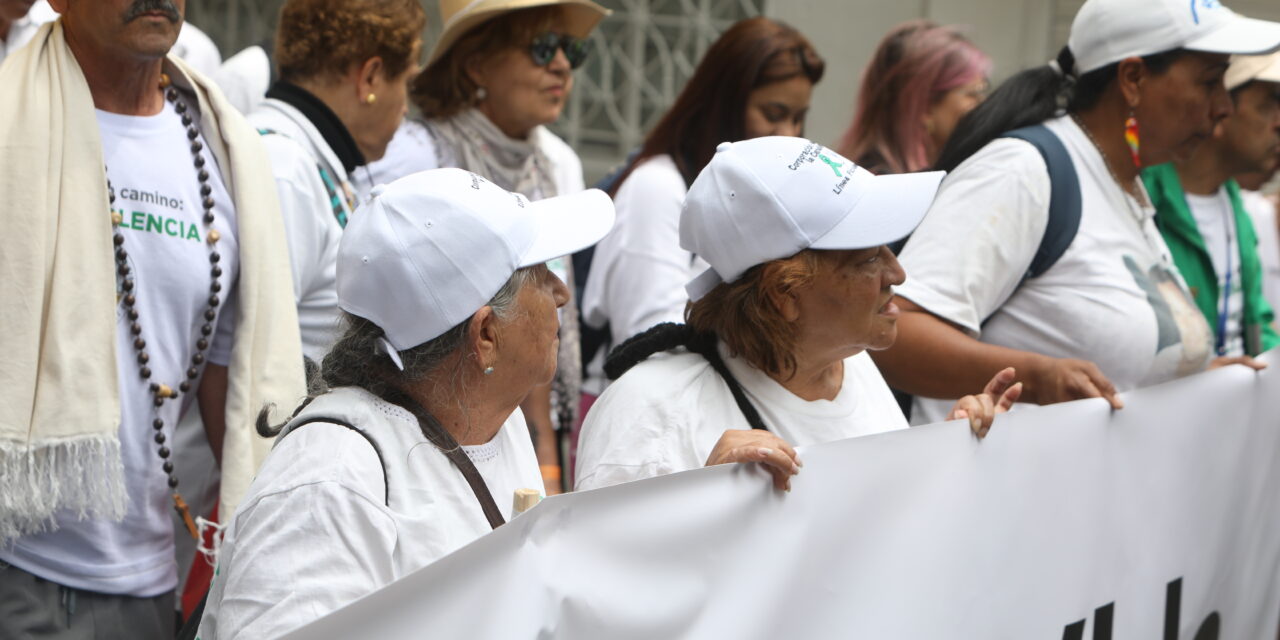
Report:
520,188,616,266
1185,15,1280,58
809,171,945,251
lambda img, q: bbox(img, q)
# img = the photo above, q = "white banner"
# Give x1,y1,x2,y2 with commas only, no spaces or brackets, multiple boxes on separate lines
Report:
287,353,1280,639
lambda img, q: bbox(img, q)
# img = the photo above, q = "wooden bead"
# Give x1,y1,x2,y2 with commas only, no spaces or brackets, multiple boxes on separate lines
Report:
206,229,220,244
111,212,122,225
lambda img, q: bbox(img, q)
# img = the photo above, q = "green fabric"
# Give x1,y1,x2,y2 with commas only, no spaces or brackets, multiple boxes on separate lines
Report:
1142,163,1279,356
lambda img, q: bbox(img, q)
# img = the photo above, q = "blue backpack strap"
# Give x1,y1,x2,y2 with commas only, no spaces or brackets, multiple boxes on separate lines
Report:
999,124,1083,280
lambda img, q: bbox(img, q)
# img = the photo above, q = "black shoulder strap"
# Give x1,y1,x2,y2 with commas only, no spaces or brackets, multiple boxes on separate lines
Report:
1000,124,1083,281
377,387,506,530
605,323,769,432
281,416,390,506
687,337,770,432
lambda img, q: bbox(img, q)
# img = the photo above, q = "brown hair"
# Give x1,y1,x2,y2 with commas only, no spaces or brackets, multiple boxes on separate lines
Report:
613,17,824,190
274,0,426,84
412,6,564,119
686,250,828,379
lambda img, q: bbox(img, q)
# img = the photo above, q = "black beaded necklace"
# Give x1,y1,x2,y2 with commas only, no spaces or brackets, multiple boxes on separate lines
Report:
108,73,220,541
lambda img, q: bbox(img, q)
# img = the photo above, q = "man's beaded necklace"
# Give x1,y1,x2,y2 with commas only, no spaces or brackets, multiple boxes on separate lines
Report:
108,73,221,540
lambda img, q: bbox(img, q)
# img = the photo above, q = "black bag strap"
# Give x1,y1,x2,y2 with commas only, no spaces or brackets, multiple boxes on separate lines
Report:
1000,124,1083,282
605,323,769,432
279,416,390,506
376,386,506,530
684,333,769,432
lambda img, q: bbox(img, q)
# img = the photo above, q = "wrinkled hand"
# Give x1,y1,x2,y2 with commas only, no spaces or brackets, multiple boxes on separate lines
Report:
1208,355,1268,371
705,429,802,492
948,367,1022,438
1027,357,1123,410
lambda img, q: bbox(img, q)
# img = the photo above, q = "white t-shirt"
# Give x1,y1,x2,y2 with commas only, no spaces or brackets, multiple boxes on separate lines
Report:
1242,189,1280,315
1185,189,1245,356
250,99,354,361
0,104,239,597
582,154,710,347
897,116,1213,425
575,345,907,491
198,386,543,639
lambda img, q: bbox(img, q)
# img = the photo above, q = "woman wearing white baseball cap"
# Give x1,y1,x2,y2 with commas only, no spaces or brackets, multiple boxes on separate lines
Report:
874,0,1280,425
196,170,615,638
367,0,611,495
575,137,1021,492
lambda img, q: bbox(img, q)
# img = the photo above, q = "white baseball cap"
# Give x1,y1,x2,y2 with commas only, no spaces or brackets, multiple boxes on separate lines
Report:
337,169,615,361
679,137,944,301
1069,0,1280,75
1225,51,1280,90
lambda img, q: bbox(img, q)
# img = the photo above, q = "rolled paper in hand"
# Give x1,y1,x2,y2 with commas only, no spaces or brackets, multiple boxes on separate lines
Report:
512,488,542,515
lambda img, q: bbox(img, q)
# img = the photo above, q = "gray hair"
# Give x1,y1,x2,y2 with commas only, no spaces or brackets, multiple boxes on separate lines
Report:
259,267,538,436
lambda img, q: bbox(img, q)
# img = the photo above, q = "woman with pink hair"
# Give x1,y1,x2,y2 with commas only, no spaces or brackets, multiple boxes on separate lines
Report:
838,20,990,174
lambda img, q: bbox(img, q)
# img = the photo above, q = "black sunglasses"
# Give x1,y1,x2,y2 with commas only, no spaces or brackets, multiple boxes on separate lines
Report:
529,32,590,69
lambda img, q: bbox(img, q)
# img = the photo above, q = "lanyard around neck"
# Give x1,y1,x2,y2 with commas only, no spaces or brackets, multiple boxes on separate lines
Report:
1216,195,1234,356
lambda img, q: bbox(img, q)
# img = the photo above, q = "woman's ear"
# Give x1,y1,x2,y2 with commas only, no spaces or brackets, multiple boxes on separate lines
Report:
463,53,489,91
1116,56,1146,109
356,56,385,101
469,306,499,371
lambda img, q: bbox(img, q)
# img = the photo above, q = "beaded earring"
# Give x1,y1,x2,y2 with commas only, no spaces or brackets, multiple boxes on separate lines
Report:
1124,111,1141,168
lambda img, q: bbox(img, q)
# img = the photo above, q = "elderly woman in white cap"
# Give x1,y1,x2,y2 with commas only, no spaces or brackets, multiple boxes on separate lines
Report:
575,137,1020,492
875,0,1280,424
367,0,610,495
196,170,615,638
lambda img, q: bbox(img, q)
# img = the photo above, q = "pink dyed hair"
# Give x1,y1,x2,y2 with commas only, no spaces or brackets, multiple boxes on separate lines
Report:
837,20,990,174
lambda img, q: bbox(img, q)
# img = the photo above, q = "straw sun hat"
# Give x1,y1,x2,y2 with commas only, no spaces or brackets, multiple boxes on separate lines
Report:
424,0,611,69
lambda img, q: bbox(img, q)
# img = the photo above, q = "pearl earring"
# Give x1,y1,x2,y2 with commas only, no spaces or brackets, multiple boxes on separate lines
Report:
475,86,488,101
483,366,494,376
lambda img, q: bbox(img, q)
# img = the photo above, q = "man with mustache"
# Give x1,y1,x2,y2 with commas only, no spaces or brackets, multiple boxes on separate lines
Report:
1144,51,1280,359
0,0,304,637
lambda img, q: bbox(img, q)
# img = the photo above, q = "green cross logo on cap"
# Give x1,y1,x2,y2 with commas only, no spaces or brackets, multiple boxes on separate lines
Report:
819,154,844,177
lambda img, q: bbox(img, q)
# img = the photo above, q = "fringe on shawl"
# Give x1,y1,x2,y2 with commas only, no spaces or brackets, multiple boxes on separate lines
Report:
0,435,126,545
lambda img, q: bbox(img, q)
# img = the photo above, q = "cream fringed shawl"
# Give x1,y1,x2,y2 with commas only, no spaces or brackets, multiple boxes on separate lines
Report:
0,22,306,544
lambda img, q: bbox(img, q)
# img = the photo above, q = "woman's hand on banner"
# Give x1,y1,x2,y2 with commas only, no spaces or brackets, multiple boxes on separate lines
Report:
1208,355,1267,371
705,430,802,492
949,367,1021,438
1026,357,1124,410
